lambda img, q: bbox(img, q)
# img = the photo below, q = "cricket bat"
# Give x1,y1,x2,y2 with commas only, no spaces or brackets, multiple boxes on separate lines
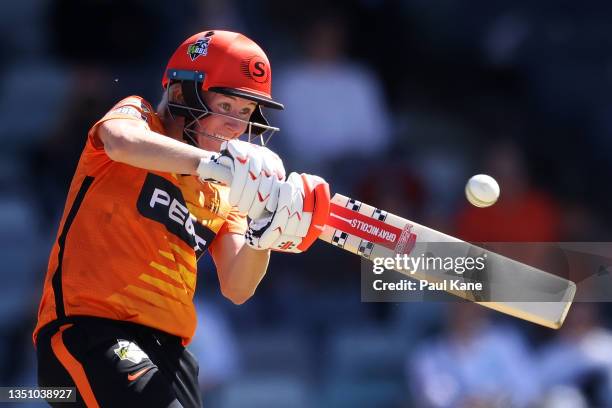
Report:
320,194,575,329
199,162,575,329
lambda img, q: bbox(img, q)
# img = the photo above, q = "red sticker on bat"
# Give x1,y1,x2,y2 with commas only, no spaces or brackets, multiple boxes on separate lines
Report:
327,202,416,253
396,224,417,255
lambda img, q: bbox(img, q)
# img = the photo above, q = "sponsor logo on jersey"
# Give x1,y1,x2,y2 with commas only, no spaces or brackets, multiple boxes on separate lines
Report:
137,173,215,257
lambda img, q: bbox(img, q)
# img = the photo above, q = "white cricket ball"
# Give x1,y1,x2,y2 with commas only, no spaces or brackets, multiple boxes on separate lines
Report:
465,174,500,208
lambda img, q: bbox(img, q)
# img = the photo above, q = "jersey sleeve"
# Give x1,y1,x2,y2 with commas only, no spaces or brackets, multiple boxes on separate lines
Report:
87,96,156,150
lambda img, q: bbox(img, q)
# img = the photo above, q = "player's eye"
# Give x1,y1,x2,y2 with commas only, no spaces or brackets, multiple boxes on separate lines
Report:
218,102,231,112
240,108,253,117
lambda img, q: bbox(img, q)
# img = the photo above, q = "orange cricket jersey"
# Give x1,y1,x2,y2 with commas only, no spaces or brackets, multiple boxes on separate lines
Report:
33,96,246,345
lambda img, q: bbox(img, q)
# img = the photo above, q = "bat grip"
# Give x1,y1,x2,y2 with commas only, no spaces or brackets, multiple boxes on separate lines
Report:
196,156,233,185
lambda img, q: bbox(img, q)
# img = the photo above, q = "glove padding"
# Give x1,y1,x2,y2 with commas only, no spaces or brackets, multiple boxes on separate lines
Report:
200,139,285,219
245,172,330,253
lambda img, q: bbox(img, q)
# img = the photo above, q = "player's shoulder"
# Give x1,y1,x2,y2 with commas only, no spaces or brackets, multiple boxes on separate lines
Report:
110,95,155,115
102,95,159,126
88,95,158,149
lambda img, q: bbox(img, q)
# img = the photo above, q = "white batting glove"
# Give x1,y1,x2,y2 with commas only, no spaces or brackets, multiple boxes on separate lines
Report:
199,140,285,219
245,172,330,253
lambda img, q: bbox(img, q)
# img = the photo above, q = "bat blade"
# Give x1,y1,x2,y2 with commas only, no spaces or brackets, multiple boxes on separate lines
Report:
318,193,575,329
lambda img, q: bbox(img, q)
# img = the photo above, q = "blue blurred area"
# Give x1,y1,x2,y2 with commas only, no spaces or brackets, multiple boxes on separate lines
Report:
2,0,612,407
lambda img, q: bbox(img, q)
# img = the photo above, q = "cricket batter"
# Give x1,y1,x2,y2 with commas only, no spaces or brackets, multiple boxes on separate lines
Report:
33,30,329,407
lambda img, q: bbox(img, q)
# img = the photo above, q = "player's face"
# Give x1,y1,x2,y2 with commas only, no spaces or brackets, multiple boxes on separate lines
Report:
195,92,257,151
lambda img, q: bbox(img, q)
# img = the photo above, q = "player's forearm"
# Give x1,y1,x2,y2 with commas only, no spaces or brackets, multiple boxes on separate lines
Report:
220,245,270,305
100,121,213,175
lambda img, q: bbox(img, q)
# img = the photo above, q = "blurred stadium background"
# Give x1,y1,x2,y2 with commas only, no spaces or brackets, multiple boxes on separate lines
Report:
2,0,612,407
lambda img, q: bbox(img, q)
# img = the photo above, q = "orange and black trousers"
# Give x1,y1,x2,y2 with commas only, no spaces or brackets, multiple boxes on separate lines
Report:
35,317,202,407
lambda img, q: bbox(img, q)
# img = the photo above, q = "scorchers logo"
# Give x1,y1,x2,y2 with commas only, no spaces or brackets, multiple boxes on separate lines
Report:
240,56,269,84
137,174,214,257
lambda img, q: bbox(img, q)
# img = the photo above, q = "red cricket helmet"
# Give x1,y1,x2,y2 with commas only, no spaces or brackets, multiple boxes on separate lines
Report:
162,31,283,141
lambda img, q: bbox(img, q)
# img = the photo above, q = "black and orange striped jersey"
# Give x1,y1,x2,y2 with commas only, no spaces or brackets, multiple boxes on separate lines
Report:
33,96,247,345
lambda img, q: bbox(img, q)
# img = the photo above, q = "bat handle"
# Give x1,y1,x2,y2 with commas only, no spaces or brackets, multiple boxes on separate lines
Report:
196,156,233,185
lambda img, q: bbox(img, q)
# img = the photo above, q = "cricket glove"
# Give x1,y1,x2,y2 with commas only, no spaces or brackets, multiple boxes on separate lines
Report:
245,172,330,253
197,139,285,219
